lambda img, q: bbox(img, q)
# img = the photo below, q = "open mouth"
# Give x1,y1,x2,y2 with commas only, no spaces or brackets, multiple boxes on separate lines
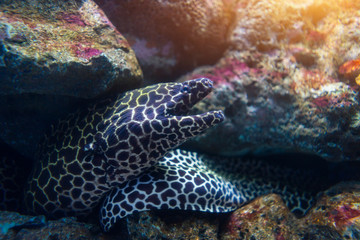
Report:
159,78,225,140
165,78,214,117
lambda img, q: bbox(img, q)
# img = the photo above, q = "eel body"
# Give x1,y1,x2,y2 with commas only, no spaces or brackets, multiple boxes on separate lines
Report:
16,77,356,232
24,78,224,218
100,149,335,231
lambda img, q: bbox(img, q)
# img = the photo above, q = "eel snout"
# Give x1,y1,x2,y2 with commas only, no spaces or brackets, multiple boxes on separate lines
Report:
163,78,225,142
165,78,214,116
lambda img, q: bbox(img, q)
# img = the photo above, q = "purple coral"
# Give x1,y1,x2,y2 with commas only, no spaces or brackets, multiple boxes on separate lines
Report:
72,44,102,59
57,12,87,27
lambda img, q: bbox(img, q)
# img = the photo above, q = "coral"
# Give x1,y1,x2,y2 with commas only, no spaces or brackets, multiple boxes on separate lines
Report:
315,3,360,78
187,52,287,88
304,29,328,47
229,0,360,81
290,69,337,98
190,59,253,87
329,205,360,229
229,0,339,51
57,12,87,27
339,59,360,83
71,44,102,59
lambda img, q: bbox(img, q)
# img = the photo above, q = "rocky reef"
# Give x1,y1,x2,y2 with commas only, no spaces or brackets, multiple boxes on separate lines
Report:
94,0,237,81
222,183,360,240
181,0,360,162
0,0,142,157
1,0,360,239
1,183,359,240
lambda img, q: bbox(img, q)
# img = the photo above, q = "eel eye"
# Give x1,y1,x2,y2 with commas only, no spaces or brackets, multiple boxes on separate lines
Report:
84,143,95,152
84,142,102,154
181,84,191,94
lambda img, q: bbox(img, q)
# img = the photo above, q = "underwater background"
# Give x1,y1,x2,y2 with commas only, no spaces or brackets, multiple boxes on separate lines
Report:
1,0,360,239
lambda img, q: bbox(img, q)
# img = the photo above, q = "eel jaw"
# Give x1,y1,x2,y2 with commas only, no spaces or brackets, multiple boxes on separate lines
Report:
164,78,214,117
160,78,225,145
172,110,225,139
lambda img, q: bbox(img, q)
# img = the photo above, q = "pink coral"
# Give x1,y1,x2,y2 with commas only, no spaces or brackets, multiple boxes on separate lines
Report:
190,57,287,89
290,69,337,95
329,205,360,228
192,60,250,86
71,43,102,59
311,91,353,112
57,12,87,27
311,96,330,108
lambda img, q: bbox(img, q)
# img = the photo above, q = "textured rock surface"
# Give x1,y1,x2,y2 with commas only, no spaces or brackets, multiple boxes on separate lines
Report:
0,0,359,239
180,0,360,162
0,0,142,97
221,194,297,240
221,182,360,240
0,211,107,240
125,211,219,240
95,0,237,81
1,182,359,239
0,0,142,157
0,210,220,240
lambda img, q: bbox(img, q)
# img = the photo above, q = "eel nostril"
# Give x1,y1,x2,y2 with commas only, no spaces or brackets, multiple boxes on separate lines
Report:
202,78,213,88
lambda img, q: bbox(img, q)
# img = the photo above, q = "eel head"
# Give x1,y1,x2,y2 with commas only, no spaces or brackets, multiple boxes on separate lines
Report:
103,78,224,183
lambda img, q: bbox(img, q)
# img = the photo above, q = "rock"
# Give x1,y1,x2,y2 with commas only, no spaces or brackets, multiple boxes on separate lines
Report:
126,211,219,240
289,47,317,67
179,0,360,162
302,182,360,239
221,182,360,240
0,211,47,239
230,0,360,80
0,211,109,240
1,183,359,239
0,0,143,157
95,0,237,81
0,141,32,212
180,51,359,162
0,210,219,240
0,0,142,98
221,194,297,240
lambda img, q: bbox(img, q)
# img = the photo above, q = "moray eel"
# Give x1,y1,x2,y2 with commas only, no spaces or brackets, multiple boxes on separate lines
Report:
24,78,224,218
100,149,334,231
21,77,359,232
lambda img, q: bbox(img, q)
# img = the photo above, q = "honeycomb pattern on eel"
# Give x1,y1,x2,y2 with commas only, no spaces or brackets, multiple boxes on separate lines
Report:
24,78,224,218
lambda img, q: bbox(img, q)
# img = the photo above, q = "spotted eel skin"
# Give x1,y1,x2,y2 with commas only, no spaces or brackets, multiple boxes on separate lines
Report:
100,149,335,231
21,77,357,232
24,78,224,218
